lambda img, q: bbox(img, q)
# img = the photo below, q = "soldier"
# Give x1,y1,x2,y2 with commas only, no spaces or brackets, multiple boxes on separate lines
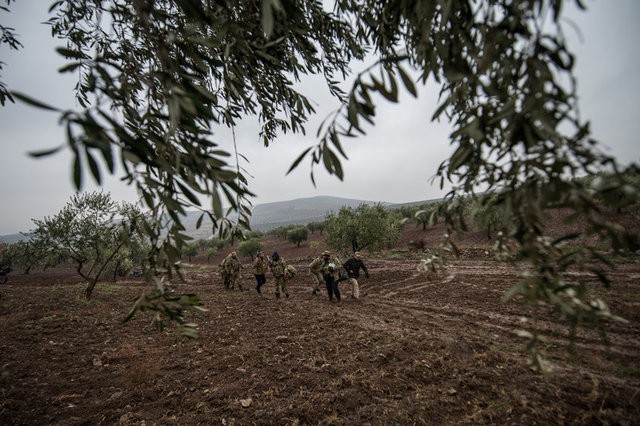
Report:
320,250,343,303
269,251,290,299
252,250,269,294
308,253,324,296
343,251,369,300
218,260,230,289
221,251,243,290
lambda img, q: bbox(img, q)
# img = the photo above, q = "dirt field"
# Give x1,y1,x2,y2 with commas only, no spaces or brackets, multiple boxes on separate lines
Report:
1,224,639,425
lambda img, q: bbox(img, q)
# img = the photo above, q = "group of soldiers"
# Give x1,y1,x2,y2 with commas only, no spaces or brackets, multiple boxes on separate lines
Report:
219,249,369,302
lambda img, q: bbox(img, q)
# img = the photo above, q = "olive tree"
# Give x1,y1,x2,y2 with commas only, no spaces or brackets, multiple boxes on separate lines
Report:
29,191,147,300
414,205,433,231
325,203,401,254
2,1,639,362
183,243,199,263
205,246,218,263
238,238,262,260
470,193,512,240
412,200,447,232
287,226,309,247
1,240,46,275
307,221,325,235
580,171,640,216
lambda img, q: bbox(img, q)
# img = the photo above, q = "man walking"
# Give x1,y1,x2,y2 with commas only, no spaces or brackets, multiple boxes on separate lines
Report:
343,251,369,300
252,250,268,294
308,253,324,296
221,251,243,290
269,251,290,299
320,250,343,303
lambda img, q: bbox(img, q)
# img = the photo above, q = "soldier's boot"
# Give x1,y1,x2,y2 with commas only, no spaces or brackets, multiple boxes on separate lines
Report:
276,292,280,299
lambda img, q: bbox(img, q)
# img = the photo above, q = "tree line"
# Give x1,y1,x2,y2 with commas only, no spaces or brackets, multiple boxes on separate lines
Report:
4,171,636,297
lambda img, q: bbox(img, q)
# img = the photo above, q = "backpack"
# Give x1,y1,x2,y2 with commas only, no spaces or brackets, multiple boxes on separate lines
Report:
285,264,297,279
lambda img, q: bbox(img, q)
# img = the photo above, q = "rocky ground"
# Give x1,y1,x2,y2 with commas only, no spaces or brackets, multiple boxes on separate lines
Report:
1,219,639,425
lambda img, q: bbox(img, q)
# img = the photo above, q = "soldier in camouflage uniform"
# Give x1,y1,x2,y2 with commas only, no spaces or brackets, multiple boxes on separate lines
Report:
269,251,290,299
218,261,230,289
252,250,269,294
308,254,324,296
221,251,243,290
320,250,343,303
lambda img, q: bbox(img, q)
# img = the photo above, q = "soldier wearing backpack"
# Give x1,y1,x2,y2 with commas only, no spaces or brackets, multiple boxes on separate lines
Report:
320,250,344,303
308,254,324,295
269,251,290,299
221,251,243,290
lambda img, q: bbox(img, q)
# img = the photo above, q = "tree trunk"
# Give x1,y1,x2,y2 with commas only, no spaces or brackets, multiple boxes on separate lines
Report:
85,279,97,300
112,260,120,282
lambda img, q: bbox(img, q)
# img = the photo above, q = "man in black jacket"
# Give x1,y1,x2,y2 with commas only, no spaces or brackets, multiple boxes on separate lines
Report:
343,252,369,300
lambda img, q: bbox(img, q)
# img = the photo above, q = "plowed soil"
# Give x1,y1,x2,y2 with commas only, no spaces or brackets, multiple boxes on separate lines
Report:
1,221,639,425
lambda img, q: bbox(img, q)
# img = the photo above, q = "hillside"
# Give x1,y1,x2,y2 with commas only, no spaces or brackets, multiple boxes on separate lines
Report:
171,195,417,239
248,196,388,230
0,233,27,245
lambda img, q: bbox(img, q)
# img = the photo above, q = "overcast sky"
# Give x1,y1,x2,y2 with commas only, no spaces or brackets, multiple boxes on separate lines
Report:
1,1,639,235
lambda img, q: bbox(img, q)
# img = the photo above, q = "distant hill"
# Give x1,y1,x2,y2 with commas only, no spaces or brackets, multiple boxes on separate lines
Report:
0,233,30,244
183,195,397,239
249,196,389,230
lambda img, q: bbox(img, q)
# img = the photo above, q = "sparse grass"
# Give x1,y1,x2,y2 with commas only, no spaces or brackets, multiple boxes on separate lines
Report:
94,283,120,296
381,250,412,260
179,263,218,272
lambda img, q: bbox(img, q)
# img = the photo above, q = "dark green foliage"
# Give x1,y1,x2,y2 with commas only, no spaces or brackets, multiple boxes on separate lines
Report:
244,230,264,240
183,243,199,262
238,238,263,259
286,226,309,247
470,193,512,240
325,203,401,254
28,191,149,300
268,224,299,239
307,221,325,234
